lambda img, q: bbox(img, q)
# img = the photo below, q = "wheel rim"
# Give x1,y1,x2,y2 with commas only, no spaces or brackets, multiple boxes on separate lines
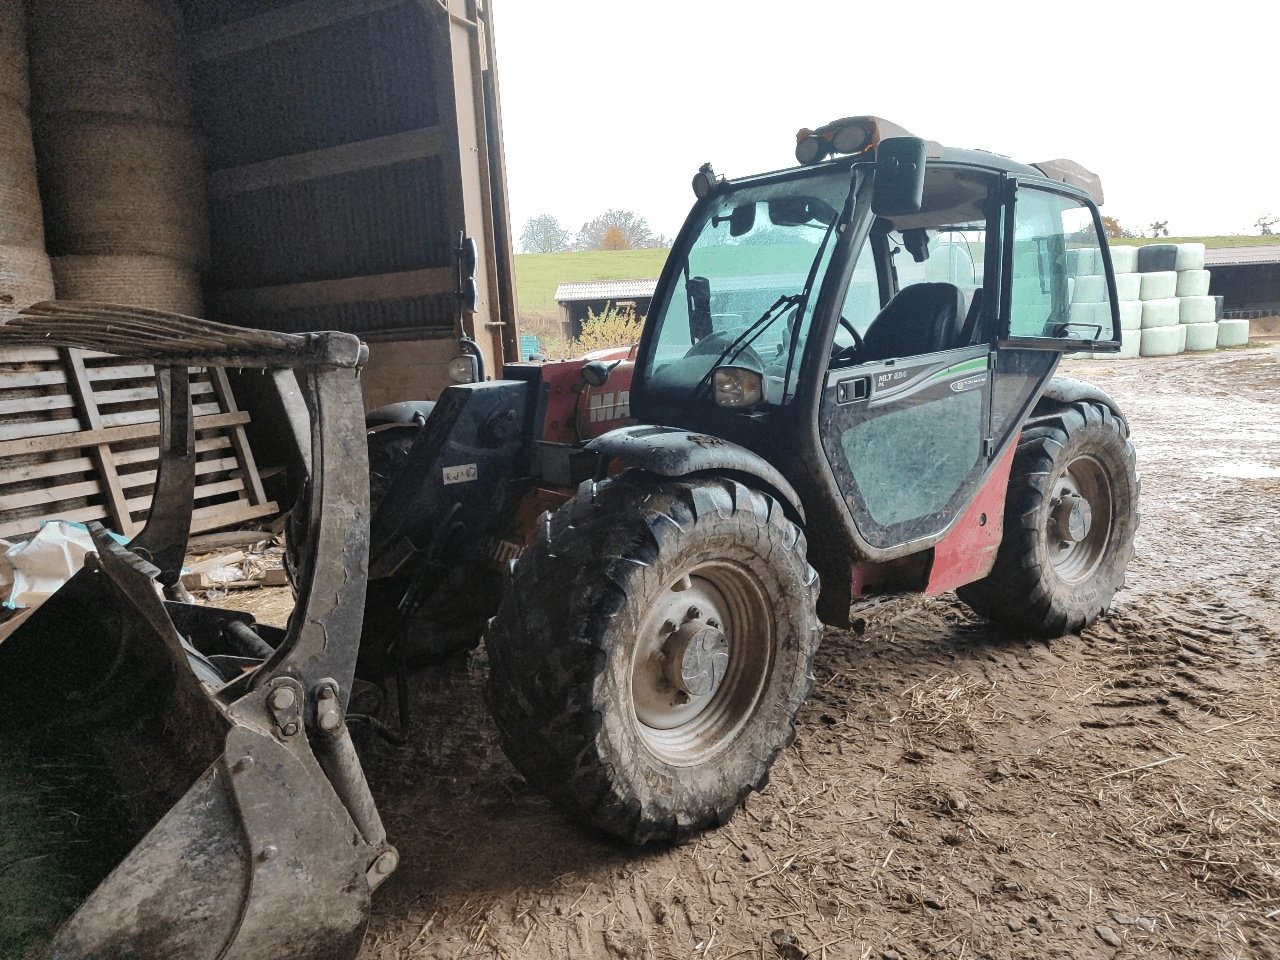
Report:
631,559,774,766
1047,454,1113,582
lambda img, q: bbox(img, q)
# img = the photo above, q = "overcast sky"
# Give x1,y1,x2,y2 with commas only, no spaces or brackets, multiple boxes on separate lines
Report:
489,0,1276,247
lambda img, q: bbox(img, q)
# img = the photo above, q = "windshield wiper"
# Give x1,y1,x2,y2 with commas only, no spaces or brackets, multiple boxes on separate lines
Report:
689,293,801,399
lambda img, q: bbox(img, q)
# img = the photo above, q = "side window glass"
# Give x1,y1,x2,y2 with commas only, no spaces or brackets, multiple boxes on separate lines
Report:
1009,189,1115,342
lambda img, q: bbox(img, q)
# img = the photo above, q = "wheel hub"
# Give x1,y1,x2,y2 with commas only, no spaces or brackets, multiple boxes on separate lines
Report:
1052,493,1092,543
663,616,729,698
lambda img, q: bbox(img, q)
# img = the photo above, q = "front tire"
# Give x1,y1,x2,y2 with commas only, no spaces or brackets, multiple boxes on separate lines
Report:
958,400,1139,635
484,474,820,845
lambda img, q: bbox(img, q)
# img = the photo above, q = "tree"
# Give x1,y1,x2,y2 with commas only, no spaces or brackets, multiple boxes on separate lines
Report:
1100,216,1123,239
575,209,664,251
1149,220,1169,238
1256,214,1278,236
519,214,572,254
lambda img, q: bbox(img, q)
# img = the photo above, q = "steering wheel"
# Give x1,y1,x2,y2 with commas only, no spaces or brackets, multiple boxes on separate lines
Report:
830,316,865,364
685,330,764,370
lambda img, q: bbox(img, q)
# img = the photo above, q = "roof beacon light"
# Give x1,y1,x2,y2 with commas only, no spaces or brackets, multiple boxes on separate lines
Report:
794,116,917,166
692,162,720,200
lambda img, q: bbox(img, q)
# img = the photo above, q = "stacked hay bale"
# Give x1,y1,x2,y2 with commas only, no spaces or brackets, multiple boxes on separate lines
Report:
1135,243,1183,357
1173,243,1218,352
0,1,55,321
1066,247,1139,360
1099,244,1142,359
28,0,207,316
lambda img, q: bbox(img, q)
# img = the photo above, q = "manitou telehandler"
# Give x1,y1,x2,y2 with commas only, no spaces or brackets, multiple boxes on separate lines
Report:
0,116,1137,959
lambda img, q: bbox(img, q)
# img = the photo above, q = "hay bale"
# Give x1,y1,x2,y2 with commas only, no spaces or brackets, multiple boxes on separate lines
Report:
1136,244,1178,272
51,254,203,317
1109,245,1138,273
0,100,47,248
0,1,31,110
34,116,209,267
0,244,55,322
27,0,192,124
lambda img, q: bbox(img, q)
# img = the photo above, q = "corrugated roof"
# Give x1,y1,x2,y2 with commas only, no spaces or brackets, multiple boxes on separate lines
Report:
1204,245,1280,266
554,279,658,302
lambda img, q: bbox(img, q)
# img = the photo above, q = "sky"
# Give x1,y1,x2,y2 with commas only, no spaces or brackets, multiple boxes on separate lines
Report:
488,0,1277,248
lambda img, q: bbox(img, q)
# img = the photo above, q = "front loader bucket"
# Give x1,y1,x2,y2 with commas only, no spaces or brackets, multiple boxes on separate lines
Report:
0,304,388,960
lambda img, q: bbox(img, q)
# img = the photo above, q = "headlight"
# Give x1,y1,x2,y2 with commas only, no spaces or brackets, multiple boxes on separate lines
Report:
447,355,479,383
712,366,763,408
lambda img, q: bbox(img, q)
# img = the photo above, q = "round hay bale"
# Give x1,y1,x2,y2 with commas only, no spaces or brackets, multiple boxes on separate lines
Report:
1136,244,1178,273
28,0,192,124
1119,300,1143,331
34,116,209,266
1114,273,1141,301
1071,274,1106,304
1094,335,1140,360
1141,298,1179,329
1182,322,1218,352
0,243,55,322
0,99,46,247
0,2,31,110
1179,295,1215,323
1139,271,1177,301
1175,269,1211,297
1140,325,1182,357
1109,246,1138,274
51,254,203,317
1174,243,1206,271
1216,318,1250,348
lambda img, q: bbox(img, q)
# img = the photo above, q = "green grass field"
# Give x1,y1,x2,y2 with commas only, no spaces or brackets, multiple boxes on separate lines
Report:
515,249,669,326
1108,235,1275,248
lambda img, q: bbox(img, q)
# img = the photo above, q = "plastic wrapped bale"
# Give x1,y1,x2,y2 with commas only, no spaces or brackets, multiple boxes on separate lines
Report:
1217,318,1250,347
1140,325,1182,356
1066,247,1096,276
1114,273,1141,301
1176,324,1187,353
1141,298,1179,329
1139,271,1177,300
1174,242,1206,271
1137,244,1178,272
1094,334,1140,360
1071,273,1106,303
1119,300,1142,331
1179,295,1215,324
52,254,203,316
1175,269,1211,297
1109,245,1138,273
1182,323,1218,352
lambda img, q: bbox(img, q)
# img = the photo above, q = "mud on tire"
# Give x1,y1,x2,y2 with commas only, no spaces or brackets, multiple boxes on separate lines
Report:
484,473,820,845
958,400,1139,636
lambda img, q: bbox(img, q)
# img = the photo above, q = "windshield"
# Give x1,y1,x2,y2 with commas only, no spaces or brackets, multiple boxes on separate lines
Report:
641,167,859,405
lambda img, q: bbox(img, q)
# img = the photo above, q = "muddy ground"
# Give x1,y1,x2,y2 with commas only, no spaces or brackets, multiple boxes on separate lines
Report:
257,345,1279,960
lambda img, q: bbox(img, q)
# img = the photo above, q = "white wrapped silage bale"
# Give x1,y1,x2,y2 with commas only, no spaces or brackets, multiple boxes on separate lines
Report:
1179,296,1215,323
1182,323,1218,351
1119,300,1143,331
1176,269,1211,297
1140,326,1183,356
1174,243,1206,271
1115,273,1141,301
1141,298,1180,329
1071,274,1107,304
1217,318,1250,347
1140,271,1178,300
1109,245,1138,273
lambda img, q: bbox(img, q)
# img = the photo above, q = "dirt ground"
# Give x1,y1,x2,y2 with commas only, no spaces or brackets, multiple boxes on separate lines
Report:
248,345,1280,960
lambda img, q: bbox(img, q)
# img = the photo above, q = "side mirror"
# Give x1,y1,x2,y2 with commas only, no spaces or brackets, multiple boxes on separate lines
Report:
872,137,927,216
729,203,756,237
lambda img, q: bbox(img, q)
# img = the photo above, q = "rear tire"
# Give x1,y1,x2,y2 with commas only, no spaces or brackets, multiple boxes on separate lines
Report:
484,473,820,845
957,400,1139,636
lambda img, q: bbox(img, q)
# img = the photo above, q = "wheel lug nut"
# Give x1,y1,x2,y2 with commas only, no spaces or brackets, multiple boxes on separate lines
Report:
661,619,677,634
687,606,701,620
707,618,720,629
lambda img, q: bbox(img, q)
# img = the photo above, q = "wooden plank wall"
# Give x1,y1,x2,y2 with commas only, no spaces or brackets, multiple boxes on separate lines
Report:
0,346,276,541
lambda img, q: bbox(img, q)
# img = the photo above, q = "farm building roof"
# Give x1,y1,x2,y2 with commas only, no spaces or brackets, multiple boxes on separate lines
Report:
554,279,659,303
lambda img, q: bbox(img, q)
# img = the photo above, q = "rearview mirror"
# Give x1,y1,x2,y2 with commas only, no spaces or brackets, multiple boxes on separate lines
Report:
872,137,927,216
729,203,756,236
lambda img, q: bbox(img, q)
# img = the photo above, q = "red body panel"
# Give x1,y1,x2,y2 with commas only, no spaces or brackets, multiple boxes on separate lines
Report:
924,438,1018,595
527,347,635,444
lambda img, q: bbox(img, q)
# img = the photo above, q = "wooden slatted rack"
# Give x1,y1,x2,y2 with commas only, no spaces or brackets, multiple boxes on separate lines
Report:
0,345,277,541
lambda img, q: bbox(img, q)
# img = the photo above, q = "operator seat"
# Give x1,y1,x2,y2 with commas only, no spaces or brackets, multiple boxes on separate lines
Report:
859,282,966,362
